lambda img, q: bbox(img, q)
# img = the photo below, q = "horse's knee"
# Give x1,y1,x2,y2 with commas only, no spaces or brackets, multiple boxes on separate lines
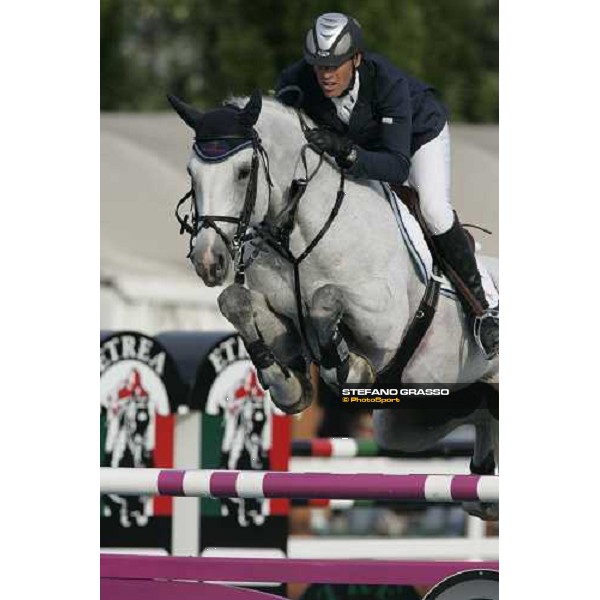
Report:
218,284,253,323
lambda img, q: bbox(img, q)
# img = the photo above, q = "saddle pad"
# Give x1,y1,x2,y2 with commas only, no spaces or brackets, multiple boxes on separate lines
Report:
385,185,499,307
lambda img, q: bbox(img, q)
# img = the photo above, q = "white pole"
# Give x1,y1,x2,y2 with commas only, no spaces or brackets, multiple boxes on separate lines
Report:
100,467,160,495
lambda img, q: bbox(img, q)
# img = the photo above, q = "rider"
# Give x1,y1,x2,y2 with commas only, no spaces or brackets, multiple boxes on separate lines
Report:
275,12,499,359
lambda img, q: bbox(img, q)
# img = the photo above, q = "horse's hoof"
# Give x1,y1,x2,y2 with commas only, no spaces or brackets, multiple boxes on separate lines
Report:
347,351,376,384
271,392,312,415
320,352,376,389
267,368,313,415
463,501,499,521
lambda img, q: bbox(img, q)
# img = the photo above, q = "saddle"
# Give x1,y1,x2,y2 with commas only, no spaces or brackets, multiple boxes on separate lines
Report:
390,183,483,315
391,184,476,253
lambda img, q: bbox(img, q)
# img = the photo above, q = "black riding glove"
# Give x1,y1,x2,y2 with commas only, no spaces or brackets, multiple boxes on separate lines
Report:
306,128,357,168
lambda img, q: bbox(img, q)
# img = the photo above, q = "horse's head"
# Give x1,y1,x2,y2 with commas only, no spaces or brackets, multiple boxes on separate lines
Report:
168,91,270,286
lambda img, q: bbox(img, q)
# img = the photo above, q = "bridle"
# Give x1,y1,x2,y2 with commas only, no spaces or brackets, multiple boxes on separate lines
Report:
175,131,273,284
174,109,346,356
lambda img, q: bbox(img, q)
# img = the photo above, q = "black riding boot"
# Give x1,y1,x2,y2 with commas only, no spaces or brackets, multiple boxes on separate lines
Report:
433,216,499,359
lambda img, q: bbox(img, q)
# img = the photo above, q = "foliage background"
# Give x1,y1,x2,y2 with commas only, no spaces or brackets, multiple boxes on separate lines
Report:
101,0,498,122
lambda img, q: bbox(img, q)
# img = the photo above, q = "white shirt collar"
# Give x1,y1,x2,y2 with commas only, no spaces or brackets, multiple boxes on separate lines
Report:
331,71,360,125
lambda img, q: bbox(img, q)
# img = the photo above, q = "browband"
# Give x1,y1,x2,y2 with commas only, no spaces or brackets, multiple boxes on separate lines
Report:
193,138,254,163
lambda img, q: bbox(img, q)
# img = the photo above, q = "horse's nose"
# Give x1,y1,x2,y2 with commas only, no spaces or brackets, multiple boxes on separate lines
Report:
194,248,229,286
209,253,228,280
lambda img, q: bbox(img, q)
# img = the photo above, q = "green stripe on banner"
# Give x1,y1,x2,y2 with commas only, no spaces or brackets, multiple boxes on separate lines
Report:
100,412,107,517
201,413,225,517
356,440,379,456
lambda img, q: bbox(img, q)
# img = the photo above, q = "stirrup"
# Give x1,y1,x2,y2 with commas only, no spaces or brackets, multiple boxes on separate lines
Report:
473,308,499,360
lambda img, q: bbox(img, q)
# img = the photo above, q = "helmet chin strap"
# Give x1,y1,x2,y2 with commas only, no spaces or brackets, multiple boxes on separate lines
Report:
339,58,359,97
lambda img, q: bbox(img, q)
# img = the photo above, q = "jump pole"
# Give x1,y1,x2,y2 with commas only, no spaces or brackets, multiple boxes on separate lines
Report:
101,554,499,586
291,438,473,458
100,468,499,503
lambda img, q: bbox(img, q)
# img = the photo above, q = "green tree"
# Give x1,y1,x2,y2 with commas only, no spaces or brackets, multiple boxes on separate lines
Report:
100,0,498,121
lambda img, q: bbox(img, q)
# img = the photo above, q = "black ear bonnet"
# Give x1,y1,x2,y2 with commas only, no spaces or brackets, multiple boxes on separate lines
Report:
167,91,263,162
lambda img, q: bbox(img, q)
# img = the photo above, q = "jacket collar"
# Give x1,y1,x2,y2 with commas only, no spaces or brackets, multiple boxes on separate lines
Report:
303,55,376,132
346,58,376,135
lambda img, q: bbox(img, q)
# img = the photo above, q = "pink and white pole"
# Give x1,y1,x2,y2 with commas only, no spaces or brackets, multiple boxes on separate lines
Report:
100,468,499,503
101,554,499,587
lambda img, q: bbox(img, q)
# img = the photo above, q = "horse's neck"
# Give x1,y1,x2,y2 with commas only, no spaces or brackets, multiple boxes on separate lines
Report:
256,107,312,216
257,105,424,306
257,108,347,225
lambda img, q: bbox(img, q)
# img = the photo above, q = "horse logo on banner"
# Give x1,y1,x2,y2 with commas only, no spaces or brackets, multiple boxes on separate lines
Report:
100,332,176,529
203,336,273,527
103,367,160,527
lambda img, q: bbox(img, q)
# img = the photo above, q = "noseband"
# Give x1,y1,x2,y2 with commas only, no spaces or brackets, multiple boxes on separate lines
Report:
175,131,272,284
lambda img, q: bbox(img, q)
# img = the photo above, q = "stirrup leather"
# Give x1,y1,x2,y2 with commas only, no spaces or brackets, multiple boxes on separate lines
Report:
473,308,499,360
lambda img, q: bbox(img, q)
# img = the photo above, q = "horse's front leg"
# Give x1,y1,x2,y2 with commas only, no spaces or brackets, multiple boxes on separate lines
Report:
310,284,376,386
218,284,313,414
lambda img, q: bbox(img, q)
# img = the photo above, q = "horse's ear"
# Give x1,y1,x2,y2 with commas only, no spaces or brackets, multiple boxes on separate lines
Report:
166,94,204,130
239,90,262,127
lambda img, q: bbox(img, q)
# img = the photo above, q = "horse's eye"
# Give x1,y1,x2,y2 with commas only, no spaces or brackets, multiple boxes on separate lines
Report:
238,166,251,181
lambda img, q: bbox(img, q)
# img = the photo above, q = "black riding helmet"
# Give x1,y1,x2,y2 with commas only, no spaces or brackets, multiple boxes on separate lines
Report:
304,13,363,68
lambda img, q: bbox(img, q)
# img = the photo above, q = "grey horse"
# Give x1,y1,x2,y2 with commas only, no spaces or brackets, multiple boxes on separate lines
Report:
169,92,499,519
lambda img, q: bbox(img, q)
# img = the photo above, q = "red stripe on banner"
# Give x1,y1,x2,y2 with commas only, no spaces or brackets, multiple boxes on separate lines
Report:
269,414,291,516
312,438,333,457
153,414,174,516
309,499,330,508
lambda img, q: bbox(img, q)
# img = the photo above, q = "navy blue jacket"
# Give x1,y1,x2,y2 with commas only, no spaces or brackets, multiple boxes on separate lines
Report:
276,52,448,184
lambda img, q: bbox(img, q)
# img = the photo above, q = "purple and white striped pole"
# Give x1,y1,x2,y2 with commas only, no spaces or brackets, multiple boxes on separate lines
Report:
100,468,498,503
101,554,499,586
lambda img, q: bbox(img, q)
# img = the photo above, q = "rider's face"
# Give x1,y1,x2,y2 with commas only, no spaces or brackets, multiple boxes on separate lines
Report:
313,55,361,98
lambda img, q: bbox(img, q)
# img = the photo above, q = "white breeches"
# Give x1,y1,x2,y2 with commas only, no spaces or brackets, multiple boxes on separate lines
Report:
406,123,454,235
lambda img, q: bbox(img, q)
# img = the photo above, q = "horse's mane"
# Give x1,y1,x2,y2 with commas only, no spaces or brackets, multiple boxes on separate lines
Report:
224,94,316,129
225,94,386,200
